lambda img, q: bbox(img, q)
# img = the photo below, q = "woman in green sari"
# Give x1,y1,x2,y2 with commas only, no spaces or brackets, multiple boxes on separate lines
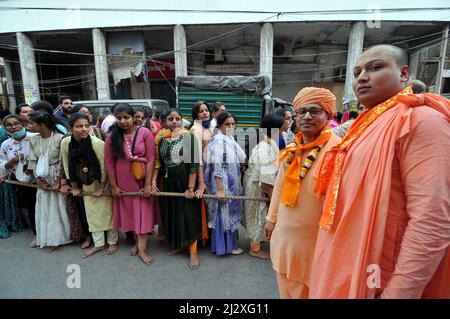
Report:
151,108,202,270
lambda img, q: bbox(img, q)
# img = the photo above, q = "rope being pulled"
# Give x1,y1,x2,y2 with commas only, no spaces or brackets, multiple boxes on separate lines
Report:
4,179,269,202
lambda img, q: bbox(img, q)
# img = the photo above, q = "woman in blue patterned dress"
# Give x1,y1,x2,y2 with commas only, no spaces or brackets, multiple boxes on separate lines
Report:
204,112,246,256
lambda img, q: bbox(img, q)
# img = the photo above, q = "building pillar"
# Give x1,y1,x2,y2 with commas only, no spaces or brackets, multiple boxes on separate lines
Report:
259,23,274,89
4,60,16,111
92,28,110,100
344,22,365,104
16,32,40,105
436,25,449,94
409,51,419,80
174,25,188,78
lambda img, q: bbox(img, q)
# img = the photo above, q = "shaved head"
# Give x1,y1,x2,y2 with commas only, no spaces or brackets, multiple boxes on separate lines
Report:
353,44,410,108
407,79,427,93
364,44,409,67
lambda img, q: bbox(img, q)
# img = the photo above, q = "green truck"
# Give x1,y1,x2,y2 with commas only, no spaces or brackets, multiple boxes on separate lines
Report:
176,75,273,127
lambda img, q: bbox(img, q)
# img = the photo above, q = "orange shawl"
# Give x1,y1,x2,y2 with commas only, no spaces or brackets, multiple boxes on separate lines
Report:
163,129,190,138
278,127,332,207
317,87,450,230
310,87,450,298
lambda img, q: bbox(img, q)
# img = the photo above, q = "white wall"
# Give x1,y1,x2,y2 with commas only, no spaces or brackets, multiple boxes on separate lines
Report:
1,0,449,33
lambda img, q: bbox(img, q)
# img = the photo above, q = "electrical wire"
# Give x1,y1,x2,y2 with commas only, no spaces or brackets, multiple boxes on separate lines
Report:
1,28,445,65
0,13,279,59
2,23,447,89
7,36,447,89
147,60,176,93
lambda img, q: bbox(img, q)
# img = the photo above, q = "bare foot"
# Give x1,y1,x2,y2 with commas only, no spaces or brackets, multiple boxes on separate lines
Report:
249,250,270,260
138,252,153,266
189,253,200,270
82,246,105,258
80,237,91,249
46,246,57,253
129,244,138,256
30,238,38,248
107,244,118,255
168,248,183,256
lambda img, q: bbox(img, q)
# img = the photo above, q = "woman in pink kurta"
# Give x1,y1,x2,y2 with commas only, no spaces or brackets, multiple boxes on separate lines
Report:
105,103,156,266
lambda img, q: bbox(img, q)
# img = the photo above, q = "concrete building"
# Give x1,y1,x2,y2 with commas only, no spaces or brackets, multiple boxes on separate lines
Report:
0,0,449,111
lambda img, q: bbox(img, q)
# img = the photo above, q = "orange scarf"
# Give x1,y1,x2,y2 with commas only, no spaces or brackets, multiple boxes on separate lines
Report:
163,129,190,138
317,86,450,231
278,126,332,207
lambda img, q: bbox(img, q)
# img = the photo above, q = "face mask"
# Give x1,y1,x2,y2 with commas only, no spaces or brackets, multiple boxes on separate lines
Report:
7,127,26,139
202,120,211,128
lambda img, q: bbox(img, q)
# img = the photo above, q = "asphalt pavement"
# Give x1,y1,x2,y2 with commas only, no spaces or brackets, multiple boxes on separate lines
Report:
0,225,278,299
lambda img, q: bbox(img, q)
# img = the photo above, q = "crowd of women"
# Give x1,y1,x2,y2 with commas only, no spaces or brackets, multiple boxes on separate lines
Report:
0,99,290,269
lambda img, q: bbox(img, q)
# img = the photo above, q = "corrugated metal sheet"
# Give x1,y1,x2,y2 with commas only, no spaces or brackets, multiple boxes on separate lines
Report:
177,87,264,127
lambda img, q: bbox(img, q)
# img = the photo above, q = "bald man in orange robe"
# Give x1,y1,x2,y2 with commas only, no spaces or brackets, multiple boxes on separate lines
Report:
310,44,450,299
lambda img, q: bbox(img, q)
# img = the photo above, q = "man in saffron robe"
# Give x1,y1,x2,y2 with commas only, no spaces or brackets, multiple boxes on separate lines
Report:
310,44,450,299
264,87,341,298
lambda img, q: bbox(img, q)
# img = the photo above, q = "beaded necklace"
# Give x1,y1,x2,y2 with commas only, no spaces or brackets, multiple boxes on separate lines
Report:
300,146,321,179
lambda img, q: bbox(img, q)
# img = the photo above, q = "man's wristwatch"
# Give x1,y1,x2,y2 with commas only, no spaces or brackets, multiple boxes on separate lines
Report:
188,187,195,192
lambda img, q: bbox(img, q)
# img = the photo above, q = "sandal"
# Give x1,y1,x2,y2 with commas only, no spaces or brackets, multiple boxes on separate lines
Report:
249,250,270,260
80,238,92,249
138,253,153,266
168,248,183,256
231,248,244,255
46,246,58,253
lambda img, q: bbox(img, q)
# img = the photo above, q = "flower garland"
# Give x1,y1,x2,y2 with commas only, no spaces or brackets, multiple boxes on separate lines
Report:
300,146,321,178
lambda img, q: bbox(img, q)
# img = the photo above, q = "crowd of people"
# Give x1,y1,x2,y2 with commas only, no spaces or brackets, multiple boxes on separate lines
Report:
0,44,448,299
0,96,275,268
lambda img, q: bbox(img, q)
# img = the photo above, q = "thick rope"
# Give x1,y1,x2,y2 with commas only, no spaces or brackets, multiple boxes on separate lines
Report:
4,179,269,202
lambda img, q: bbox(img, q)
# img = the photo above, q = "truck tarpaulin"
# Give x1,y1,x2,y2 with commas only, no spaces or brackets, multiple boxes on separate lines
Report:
176,75,271,96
